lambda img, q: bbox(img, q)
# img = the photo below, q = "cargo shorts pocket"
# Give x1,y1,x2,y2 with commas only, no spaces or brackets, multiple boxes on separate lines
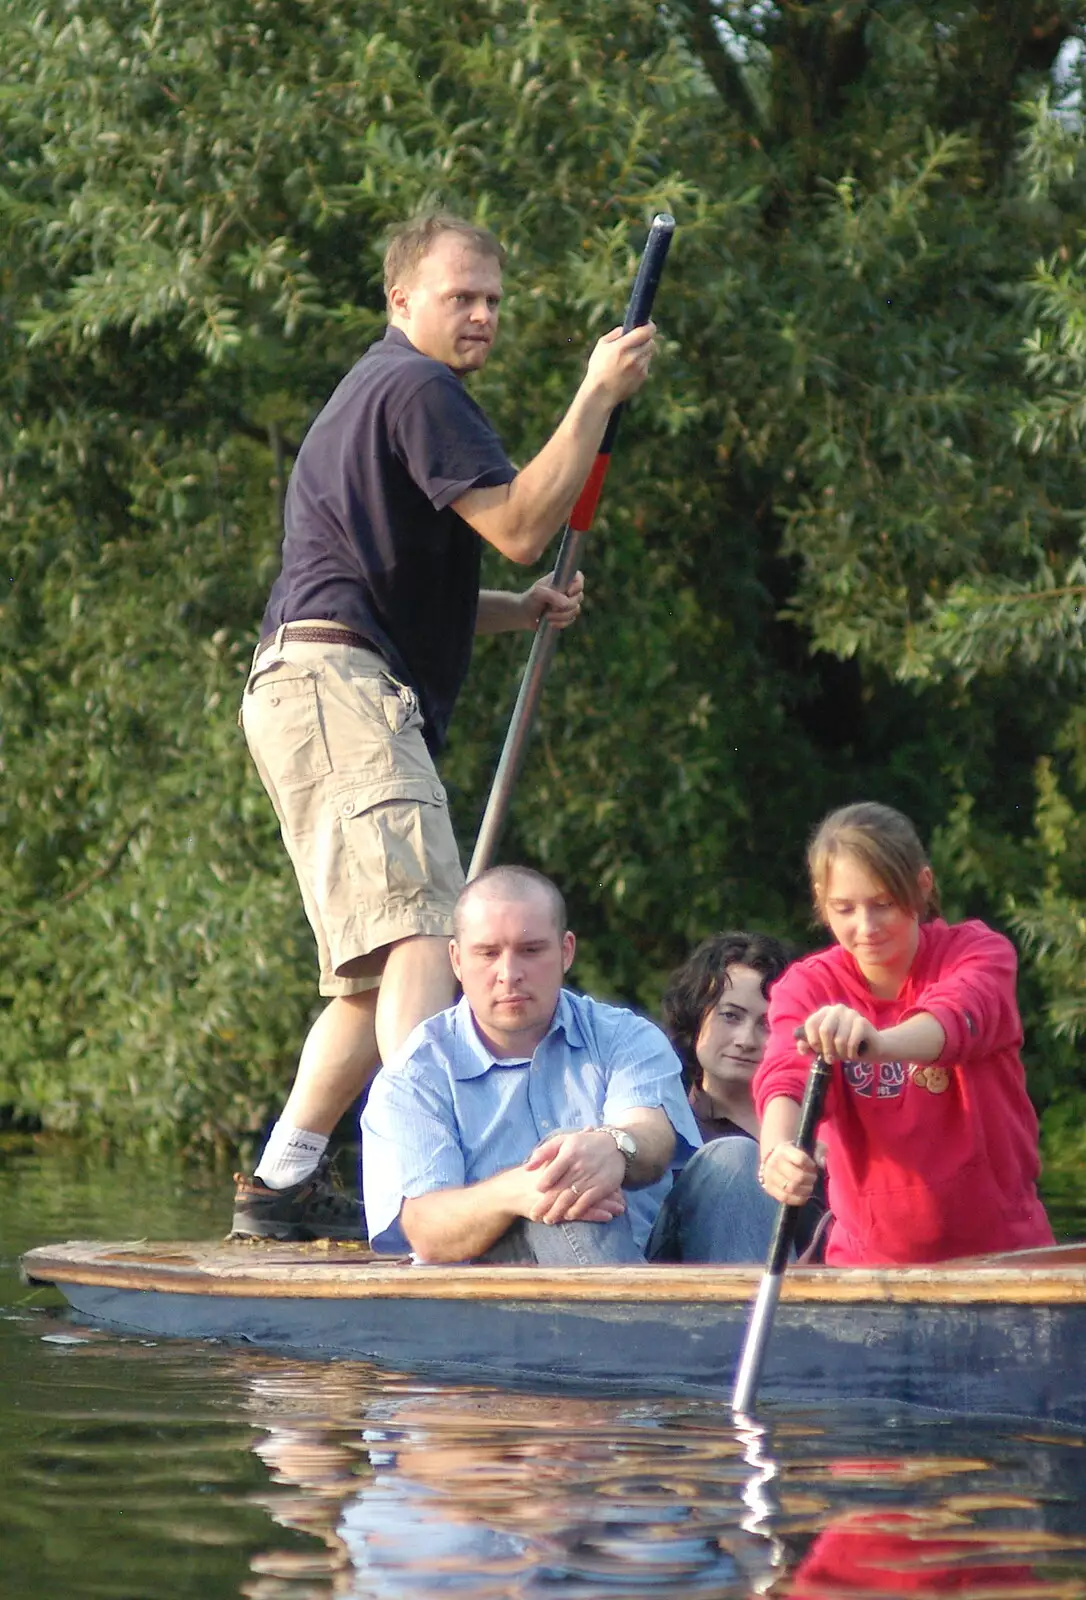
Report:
335,775,454,904
241,664,332,787
347,669,425,738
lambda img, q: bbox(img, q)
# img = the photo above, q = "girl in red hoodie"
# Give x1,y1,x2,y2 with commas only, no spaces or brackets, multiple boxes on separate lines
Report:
753,802,1053,1266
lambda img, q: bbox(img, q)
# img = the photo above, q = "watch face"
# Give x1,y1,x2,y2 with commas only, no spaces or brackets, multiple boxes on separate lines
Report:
612,1129,637,1157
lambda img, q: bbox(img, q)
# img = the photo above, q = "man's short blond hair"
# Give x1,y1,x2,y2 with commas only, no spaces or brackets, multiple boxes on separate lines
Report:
383,212,505,305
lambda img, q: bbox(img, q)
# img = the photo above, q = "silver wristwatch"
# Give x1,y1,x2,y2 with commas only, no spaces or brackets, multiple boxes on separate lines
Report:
597,1125,638,1169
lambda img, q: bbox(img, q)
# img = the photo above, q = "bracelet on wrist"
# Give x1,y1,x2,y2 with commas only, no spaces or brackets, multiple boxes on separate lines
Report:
757,1141,791,1190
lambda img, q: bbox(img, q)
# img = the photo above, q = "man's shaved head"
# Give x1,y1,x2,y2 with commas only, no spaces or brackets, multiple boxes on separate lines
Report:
452,866,567,942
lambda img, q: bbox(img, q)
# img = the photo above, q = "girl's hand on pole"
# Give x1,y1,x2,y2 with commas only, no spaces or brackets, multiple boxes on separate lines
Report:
758,1140,819,1206
796,1004,879,1063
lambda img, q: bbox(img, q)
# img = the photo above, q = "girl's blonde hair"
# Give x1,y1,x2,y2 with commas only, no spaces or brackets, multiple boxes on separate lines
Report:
808,802,940,923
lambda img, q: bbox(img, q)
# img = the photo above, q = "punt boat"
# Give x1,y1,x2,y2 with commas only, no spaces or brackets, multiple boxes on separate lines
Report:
21,1238,1086,1424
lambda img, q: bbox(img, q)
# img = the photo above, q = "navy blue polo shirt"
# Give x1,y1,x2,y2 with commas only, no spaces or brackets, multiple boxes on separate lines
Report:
262,328,516,752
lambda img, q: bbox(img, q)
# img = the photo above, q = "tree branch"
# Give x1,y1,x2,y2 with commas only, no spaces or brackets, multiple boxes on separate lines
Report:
232,412,300,458
0,817,150,943
676,1,765,129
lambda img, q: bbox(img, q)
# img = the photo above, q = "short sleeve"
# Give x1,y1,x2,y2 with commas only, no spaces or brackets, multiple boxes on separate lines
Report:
598,1013,702,1165
392,373,515,511
361,1062,468,1253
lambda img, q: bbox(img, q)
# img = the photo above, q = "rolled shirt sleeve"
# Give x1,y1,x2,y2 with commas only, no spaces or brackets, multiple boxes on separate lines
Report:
598,1010,702,1165
362,1051,467,1254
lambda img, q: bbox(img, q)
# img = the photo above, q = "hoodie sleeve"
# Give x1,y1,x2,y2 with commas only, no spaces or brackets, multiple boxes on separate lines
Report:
903,920,1023,1067
753,956,832,1119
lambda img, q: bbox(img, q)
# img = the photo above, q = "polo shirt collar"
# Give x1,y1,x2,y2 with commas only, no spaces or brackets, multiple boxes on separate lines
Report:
451,989,584,1079
382,326,462,379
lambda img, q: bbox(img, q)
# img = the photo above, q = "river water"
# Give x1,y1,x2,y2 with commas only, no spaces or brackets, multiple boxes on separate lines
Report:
5,1135,1086,1598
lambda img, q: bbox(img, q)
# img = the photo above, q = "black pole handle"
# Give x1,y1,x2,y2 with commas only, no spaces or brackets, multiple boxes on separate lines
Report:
762,1056,832,1276
595,213,675,462
623,212,676,330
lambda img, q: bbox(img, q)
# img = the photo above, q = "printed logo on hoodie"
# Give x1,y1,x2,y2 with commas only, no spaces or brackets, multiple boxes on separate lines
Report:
842,1058,907,1100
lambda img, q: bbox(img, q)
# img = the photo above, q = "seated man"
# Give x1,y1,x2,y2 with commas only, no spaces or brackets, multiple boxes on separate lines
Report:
361,865,702,1264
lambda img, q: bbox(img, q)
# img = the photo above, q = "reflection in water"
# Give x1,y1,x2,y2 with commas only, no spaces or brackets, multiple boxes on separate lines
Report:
236,1358,1086,1600
734,1413,785,1593
6,1141,1086,1600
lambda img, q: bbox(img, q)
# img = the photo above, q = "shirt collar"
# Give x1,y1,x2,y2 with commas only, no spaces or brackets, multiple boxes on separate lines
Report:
451,989,585,1078
381,325,463,378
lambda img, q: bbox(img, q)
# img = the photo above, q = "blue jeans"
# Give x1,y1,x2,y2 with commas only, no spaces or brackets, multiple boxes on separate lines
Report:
480,1212,644,1265
647,1137,783,1263
480,1140,814,1266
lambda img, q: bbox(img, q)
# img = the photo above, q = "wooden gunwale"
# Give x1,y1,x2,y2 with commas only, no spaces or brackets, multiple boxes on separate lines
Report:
21,1240,1086,1307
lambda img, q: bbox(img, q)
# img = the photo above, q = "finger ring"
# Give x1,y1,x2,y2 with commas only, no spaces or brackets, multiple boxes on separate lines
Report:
570,1182,580,1196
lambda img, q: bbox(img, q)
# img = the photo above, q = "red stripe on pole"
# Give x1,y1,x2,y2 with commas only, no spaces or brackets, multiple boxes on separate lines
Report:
568,452,612,533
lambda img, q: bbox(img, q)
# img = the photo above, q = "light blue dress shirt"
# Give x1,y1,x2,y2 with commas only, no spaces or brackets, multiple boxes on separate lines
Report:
362,989,701,1255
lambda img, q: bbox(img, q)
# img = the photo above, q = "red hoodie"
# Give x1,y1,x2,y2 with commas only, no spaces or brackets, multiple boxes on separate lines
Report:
753,919,1053,1266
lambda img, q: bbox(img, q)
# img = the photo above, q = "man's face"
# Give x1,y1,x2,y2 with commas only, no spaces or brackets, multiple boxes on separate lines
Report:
450,888,575,1057
388,232,503,374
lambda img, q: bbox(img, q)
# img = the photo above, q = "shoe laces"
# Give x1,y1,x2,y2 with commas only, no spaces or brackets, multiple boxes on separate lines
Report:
306,1158,359,1219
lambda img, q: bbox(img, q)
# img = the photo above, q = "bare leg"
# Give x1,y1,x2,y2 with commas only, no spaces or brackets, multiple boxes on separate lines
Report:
375,933,457,1061
280,990,380,1136
238,939,454,1232
275,931,453,1137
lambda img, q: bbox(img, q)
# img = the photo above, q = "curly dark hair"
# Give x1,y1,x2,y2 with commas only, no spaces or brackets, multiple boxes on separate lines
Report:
662,931,792,1090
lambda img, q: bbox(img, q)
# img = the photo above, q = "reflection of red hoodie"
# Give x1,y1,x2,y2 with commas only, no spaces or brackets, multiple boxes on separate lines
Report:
789,1514,1036,1594
753,920,1053,1266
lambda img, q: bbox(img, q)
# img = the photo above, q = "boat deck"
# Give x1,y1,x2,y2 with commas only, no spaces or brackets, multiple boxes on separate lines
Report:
22,1237,1086,1304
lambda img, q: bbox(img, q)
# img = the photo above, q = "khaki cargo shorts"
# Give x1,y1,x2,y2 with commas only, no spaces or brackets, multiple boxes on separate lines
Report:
240,633,464,996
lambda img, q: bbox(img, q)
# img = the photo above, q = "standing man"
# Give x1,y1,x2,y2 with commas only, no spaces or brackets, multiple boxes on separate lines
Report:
362,866,702,1263
232,213,657,1239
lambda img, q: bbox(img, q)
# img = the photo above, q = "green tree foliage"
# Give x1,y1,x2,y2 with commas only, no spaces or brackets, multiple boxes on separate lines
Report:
1,0,1084,1151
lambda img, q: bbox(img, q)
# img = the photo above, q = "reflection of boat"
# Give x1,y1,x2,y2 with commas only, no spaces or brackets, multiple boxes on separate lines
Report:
21,1239,1086,1423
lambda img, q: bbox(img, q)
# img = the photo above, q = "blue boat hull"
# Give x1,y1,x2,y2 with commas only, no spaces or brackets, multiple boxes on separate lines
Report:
50,1274,1086,1425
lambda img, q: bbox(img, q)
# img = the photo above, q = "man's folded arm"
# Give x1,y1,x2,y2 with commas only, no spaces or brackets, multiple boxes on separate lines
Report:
606,1107,677,1189
598,1011,703,1179
400,1168,535,1264
361,1063,468,1252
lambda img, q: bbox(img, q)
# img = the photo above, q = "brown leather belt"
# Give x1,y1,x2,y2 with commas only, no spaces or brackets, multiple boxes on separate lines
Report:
255,624,377,661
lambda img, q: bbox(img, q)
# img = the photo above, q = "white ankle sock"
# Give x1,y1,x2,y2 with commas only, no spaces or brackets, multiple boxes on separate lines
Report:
254,1123,329,1189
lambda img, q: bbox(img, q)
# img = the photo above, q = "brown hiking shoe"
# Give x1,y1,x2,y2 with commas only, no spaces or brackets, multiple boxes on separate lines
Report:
229,1155,365,1242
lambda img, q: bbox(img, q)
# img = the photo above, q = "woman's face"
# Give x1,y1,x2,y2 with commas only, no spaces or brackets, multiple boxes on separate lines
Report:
694,963,771,1095
819,852,923,986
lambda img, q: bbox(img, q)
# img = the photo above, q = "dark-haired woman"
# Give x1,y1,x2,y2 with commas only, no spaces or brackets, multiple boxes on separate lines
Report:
648,931,825,1263
755,802,1054,1266
663,931,789,1141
